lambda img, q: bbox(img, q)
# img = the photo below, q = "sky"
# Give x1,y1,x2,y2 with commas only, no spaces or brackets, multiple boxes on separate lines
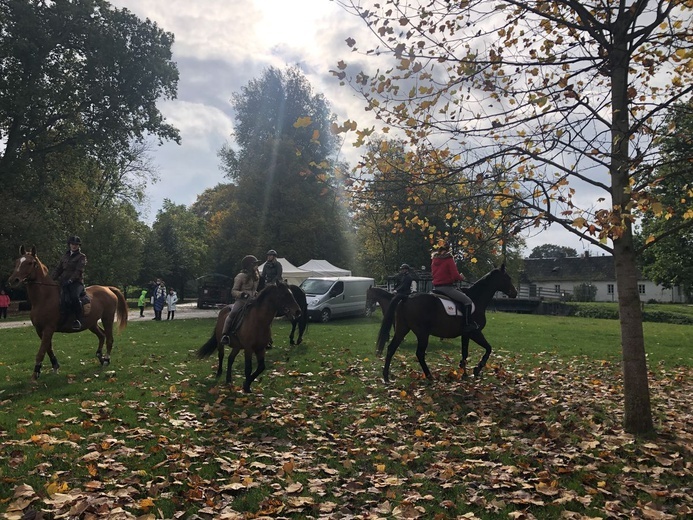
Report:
109,0,590,257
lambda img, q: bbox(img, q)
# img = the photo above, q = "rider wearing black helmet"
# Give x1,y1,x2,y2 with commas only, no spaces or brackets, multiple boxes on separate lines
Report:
393,263,413,296
51,235,87,330
261,249,283,285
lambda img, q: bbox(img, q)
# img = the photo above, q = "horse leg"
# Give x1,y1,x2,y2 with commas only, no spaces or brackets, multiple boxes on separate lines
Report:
382,334,405,383
470,332,492,377
47,341,60,373
289,320,297,346
459,336,471,378
92,325,108,365
243,350,266,393
225,345,241,385
33,332,53,380
415,334,433,380
214,342,224,378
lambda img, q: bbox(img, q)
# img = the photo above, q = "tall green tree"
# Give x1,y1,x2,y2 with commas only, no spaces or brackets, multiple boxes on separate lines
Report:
215,66,353,272
149,201,209,300
82,203,149,287
638,103,693,302
529,245,579,259
334,0,693,434
0,0,178,275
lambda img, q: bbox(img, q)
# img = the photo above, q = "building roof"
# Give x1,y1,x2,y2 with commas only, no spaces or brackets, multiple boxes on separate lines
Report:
521,255,618,283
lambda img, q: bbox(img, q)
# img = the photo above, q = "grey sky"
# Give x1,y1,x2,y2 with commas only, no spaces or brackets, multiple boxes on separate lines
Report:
110,0,585,256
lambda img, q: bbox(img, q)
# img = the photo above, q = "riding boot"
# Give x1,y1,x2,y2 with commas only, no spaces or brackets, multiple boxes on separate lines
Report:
72,303,83,330
220,306,241,346
462,304,478,333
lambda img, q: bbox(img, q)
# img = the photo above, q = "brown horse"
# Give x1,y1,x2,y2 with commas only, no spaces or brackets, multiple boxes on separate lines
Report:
7,246,128,380
197,281,302,392
376,264,517,382
366,286,395,317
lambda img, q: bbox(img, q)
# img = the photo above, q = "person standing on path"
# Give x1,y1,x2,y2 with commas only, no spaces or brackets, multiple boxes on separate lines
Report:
138,289,147,318
166,288,178,320
0,289,10,319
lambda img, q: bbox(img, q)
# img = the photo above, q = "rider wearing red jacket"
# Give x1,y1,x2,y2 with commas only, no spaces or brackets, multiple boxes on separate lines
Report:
431,242,478,331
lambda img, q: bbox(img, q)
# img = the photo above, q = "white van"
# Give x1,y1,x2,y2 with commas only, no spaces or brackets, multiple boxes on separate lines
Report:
301,276,375,322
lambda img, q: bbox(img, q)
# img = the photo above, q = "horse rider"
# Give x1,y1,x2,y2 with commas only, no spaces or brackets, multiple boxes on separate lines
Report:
51,235,88,330
393,263,413,296
261,249,283,285
430,242,478,332
220,255,261,346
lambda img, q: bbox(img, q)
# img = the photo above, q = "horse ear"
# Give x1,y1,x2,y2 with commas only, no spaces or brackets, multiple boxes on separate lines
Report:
31,246,37,256
20,245,26,255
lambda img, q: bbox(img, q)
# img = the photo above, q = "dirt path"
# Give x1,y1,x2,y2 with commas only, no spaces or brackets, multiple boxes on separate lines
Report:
0,302,221,330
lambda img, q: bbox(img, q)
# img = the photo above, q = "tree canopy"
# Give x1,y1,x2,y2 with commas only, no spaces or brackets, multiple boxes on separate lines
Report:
205,67,354,273
0,0,179,274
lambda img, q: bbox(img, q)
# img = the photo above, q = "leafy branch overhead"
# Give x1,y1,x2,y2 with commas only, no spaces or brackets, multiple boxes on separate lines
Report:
333,0,693,435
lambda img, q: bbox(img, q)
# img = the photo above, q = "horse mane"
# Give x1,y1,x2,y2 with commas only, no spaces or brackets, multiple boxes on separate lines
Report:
27,251,50,278
254,282,284,305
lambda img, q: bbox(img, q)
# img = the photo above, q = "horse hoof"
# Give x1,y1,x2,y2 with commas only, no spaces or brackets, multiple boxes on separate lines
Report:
290,340,295,346
473,367,482,377
296,339,302,345
103,358,110,367
52,364,60,373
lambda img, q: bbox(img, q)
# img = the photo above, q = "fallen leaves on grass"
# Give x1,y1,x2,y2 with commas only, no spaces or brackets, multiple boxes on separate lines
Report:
2,355,691,519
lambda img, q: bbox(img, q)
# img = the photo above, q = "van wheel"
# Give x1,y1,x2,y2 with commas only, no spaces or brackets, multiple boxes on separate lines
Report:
320,309,331,323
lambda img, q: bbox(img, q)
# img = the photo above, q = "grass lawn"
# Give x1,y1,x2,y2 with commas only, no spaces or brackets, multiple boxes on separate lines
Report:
0,312,691,519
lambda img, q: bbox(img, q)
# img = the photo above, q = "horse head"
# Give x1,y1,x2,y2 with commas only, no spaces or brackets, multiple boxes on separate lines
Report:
496,263,518,298
7,245,41,289
273,281,302,320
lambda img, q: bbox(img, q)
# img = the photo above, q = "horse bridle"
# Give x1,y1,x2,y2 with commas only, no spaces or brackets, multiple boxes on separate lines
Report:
19,254,58,287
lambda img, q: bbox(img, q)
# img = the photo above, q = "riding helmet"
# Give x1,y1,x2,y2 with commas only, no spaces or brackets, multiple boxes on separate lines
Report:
242,255,259,270
67,235,82,245
266,249,277,256
399,263,410,270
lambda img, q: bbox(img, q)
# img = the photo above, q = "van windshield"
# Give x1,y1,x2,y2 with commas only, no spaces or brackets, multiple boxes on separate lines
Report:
301,279,334,295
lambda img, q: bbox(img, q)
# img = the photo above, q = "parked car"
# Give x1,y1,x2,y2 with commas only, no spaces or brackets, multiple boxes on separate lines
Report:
301,276,375,322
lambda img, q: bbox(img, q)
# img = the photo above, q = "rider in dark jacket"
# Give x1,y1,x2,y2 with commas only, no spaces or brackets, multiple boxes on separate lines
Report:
393,264,413,296
261,249,283,285
51,235,87,330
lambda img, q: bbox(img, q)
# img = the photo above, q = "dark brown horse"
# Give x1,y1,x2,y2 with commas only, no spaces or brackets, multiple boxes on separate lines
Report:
376,264,517,382
7,246,128,380
366,286,395,317
197,281,302,392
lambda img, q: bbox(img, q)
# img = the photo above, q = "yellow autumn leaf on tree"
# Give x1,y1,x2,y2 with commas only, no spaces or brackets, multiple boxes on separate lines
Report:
293,116,312,128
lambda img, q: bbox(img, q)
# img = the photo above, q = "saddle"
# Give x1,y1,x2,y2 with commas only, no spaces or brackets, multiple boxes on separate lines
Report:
431,290,475,317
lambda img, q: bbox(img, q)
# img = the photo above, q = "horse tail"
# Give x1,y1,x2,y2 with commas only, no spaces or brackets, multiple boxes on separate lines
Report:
197,330,218,359
109,286,128,331
376,294,403,355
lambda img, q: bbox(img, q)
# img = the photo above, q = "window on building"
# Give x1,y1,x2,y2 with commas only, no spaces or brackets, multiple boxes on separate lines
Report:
607,284,614,294
554,284,561,293
638,284,646,294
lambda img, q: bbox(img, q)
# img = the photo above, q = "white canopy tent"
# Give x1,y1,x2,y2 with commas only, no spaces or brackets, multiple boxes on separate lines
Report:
258,257,312,286
298,259,352,277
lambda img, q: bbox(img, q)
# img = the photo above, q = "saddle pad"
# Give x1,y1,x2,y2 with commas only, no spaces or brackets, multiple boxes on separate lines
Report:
435,296,475,317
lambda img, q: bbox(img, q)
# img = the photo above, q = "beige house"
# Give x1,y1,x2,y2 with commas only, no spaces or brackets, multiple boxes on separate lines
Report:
519,253,686,303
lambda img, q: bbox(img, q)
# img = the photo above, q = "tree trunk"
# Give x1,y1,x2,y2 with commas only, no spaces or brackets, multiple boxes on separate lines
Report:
610,32,654,435
613,235,654,434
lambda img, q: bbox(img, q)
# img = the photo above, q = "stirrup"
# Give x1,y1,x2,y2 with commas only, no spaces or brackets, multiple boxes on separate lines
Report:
72,320,82,330
220,334,231,346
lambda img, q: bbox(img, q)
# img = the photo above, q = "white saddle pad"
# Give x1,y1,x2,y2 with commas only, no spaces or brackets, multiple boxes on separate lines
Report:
435,296,475,317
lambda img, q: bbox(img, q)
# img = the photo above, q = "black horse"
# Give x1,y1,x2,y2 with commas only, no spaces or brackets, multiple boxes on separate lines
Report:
288,284,308,345
258,277,308,346
376,264,517,382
